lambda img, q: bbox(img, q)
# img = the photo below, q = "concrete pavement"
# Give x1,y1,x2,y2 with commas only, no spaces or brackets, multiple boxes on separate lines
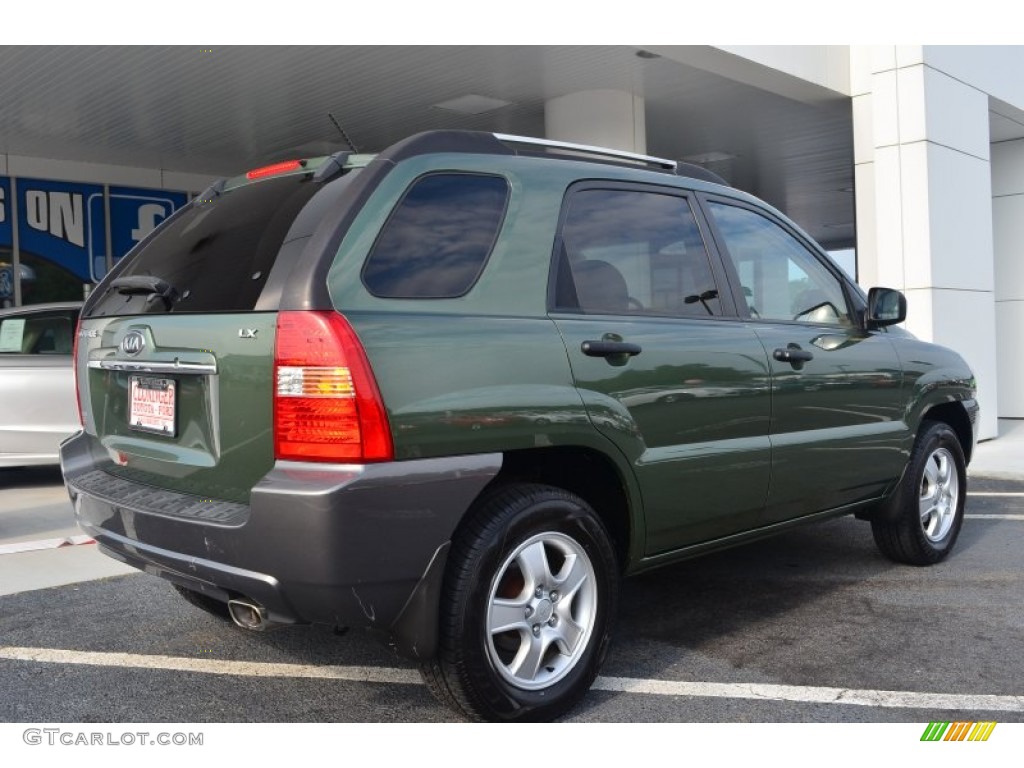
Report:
0,466,135,596
970,418,1024,480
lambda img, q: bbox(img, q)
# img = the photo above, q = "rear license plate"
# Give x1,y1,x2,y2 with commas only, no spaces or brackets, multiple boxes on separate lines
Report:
129,376,176,436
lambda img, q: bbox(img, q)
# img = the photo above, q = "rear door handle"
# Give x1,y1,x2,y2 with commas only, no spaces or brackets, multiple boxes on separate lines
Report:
773,344,813,369
581,340,642,358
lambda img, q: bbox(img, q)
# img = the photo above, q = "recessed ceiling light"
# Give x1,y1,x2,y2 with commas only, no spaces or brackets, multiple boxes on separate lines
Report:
682,151,737,164
432,95,512,115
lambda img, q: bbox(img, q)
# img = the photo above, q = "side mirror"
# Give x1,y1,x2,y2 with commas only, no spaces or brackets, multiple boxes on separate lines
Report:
866,287,906,327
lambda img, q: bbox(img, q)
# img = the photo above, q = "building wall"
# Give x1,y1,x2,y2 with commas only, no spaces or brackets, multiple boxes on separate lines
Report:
0,153,214,195
992,138,1024,417
848,46,1022,440
920,46,1024,110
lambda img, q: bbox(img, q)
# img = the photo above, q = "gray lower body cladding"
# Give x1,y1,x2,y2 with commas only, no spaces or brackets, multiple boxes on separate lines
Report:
60,432,501,658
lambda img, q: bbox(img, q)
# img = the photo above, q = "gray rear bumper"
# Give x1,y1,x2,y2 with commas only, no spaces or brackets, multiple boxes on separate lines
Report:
60,431,501,658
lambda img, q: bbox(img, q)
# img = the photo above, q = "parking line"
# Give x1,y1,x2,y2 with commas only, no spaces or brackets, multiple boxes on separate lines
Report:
1,646,1022,713
965,514,1024,521
969,492,1024,497
590,677,1024,712
0,646,419,685
0,536,95,556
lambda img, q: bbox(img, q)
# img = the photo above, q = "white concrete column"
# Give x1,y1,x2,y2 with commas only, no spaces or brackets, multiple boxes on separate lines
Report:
992,138,1024,417
544,90,646,153
851,46,999,439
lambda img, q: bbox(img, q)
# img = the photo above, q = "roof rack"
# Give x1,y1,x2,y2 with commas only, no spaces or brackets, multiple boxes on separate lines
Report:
494,133,677,172
378,131,730,187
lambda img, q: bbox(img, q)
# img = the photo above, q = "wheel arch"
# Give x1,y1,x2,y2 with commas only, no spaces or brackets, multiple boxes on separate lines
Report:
858,406,972,526
920,400,975,464
393,443,640,663
479,445,643,572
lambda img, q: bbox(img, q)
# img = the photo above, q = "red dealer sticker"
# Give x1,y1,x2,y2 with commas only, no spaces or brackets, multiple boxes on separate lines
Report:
129,376,177,437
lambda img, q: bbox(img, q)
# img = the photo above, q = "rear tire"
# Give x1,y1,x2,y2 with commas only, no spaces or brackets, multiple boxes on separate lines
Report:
871,421,966,566
420,483,619,722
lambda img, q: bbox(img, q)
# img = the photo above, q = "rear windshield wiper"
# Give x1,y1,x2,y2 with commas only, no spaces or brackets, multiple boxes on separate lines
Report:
110,275,179,311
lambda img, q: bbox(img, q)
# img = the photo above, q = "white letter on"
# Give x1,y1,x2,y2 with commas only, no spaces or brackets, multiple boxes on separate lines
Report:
26,191,48,232
49,192,85,247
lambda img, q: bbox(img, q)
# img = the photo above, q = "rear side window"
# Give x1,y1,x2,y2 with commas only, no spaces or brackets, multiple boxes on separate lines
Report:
362,173,509,298
87,175,321,315
554,188,722,317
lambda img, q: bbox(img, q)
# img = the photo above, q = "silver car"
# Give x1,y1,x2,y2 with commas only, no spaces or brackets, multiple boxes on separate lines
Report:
0,302,81,467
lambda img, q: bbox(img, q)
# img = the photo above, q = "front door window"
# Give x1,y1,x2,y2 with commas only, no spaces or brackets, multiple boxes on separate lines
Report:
707,202,851,326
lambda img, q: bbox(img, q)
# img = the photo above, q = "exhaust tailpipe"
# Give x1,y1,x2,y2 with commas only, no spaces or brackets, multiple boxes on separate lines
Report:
227,598,279,632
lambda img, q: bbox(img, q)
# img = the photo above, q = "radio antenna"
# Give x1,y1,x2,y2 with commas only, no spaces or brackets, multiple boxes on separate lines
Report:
328,112,359,154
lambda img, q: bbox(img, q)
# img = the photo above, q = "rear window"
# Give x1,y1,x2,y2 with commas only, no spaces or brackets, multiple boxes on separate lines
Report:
362,173,509,298
87,174,321,315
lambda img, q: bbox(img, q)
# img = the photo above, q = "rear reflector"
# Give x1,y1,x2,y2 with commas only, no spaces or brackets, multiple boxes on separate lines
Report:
246,160,303,180
273,311,393,463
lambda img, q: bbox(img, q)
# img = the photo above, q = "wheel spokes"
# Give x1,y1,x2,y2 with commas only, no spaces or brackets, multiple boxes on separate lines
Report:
489,598,531,635
510,633,550,680
555,553,589,601
918,447,960,543
921,457,940,501
920,501,937,524
553,613,584,655
485,530,599,691
517,540,554,591
920,509,937,538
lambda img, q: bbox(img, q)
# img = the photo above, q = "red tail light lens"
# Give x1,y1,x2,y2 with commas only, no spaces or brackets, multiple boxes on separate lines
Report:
246,160,303,180
273,311,393,462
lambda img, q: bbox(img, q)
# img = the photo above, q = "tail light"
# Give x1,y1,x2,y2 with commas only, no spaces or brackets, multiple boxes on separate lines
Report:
246,160,304,180
273,311,393,462
72,318,84,426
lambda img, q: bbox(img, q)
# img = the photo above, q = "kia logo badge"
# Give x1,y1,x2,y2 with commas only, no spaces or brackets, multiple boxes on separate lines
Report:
120,331,146,356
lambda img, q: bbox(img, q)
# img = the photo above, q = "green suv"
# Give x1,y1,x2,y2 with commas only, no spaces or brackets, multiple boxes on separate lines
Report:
61,131,978,721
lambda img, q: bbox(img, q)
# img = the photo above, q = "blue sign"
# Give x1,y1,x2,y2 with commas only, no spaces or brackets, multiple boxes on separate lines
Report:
0,177,11,249
87,187,187,281
17,178,103,282
5,177,189,286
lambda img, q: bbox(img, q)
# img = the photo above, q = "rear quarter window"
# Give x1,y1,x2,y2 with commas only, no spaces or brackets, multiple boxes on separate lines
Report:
362,173,509,299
